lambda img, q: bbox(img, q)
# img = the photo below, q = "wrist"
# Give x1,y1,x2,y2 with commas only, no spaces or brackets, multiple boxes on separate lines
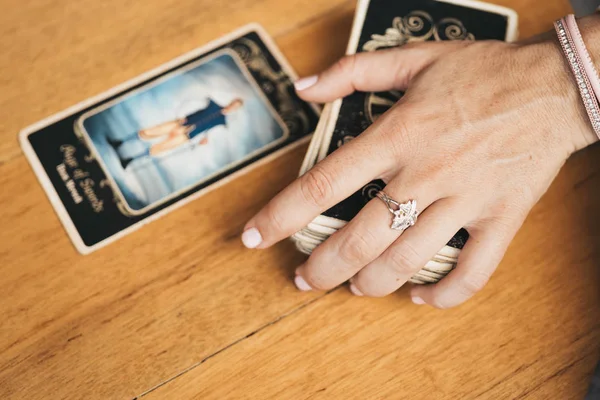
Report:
515,27,599,156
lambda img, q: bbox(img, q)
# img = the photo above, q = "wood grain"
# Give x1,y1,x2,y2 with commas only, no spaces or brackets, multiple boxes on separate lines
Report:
0,1,350,398
141,143,600,400
1,0,599,399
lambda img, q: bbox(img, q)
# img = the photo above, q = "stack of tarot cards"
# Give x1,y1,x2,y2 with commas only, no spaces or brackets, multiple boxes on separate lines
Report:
292,0,519,284
20,24,320,254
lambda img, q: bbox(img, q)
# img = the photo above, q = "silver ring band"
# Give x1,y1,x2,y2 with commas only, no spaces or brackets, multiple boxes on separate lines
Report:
376,191,418,231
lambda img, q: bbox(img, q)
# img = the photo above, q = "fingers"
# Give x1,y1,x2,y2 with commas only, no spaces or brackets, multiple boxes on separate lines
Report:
294,177,440,291
242,111,405,249
242,44,454,249
349,198,470,297
294,42,462,103
410,219,522,309
242,42,470,249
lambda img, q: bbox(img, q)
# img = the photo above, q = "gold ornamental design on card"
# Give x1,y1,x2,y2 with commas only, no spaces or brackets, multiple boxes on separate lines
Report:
363,11,475,123
230,38,311,134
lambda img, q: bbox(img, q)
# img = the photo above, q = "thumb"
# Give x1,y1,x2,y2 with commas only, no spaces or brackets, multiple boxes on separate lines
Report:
294,42,458,103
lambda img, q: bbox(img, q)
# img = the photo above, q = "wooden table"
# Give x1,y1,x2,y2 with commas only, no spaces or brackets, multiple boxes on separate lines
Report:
1,0,599,398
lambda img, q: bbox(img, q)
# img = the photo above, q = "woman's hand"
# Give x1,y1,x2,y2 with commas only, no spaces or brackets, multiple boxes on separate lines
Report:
241,37,597,308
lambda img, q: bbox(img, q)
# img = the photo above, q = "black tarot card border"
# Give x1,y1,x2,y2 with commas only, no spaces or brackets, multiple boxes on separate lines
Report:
20,25,320,254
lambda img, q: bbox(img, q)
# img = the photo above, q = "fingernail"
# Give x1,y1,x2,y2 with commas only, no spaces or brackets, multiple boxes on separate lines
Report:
349,284,363,296
294,275,312,291
412,296,426,305
294,75,318,91
241,227,262,249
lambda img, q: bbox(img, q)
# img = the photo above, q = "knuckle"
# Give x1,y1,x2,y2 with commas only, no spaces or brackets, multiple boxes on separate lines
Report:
300,167,335,208
380,112,419,159
337,229,375,266
386,241,423,276
334,54,367,89
458,271,491,298
302,271,329,291
263,202,286,235
380,128,403,160
301,261,332,292
486,213,522,242
334,55,357,76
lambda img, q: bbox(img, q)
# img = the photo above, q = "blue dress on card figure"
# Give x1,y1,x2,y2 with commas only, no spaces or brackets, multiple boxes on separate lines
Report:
108,98,244,169
183,99,226,140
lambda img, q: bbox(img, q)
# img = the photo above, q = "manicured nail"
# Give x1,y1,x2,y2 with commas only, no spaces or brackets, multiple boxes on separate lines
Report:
349,284,363,296
294,275,312,291
241,227,262,249
294,75,318,91
412,296,426,305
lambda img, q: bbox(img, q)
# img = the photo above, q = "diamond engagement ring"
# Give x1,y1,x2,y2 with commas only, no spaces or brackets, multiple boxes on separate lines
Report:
375,191,418,231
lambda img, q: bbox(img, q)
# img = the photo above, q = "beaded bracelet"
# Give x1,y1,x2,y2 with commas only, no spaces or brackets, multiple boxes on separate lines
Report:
555,15,600,139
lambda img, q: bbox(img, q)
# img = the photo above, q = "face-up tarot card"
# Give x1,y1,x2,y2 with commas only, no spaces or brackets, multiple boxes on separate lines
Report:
21,24,319,254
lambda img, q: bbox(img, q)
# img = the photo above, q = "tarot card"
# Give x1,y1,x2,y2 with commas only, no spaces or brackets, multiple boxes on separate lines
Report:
313,0,518,248
75,48,293,216
20,24,319,254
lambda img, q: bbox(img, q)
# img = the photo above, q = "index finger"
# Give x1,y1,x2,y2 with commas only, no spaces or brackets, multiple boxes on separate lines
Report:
242,121,397,249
